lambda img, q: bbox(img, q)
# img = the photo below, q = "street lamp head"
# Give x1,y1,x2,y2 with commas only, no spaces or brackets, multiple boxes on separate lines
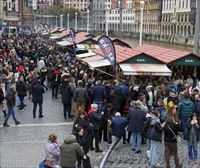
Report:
87,9,90,13
67,13,69,16
75,12,77,16
140,1,145,9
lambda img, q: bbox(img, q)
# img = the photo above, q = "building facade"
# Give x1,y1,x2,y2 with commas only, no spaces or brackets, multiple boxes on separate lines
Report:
0,0,4,22
92,0,136,32
161,0,196,37
133,0,162,35
62,0,89,12
2,0,20,25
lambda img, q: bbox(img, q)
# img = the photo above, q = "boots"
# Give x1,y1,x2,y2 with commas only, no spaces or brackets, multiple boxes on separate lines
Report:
3,111,7,118
15,121,20,125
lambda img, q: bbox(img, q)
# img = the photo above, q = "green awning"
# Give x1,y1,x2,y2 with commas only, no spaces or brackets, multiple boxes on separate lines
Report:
169,55,200,66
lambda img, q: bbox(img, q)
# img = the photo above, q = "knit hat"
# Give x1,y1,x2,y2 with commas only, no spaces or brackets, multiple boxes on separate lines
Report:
91,104,98,111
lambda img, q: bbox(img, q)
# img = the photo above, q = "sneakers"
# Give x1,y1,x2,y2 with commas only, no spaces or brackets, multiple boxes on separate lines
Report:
146,150,150,158
3,123,10,127
189,158,193,162
15,121,20,125
194,159,198,163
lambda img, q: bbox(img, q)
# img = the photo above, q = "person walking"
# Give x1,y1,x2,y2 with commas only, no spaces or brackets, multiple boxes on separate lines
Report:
164,117,182,168
32,79,45,118
3,87,20,127
127,101,146,153
16,76,27,111
51,68,61,99
60,79,74,119
60,135,84,168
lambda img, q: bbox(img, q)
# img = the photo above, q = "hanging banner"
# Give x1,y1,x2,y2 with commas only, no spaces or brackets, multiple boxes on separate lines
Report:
98,36,116,68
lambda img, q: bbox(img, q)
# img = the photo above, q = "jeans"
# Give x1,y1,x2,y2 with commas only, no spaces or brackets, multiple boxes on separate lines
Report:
4,106,17,124
180,116,189,140
147,138,151,151
150,140,161,166
18,95,25,110
188,143,198,160
33,102,43,117
132,132,142,151
93,101,103,114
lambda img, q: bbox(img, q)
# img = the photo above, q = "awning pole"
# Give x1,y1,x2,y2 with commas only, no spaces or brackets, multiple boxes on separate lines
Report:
91,67,113,77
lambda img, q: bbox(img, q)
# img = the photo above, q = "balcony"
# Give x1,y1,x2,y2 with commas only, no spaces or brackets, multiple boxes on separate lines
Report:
3,12,20,21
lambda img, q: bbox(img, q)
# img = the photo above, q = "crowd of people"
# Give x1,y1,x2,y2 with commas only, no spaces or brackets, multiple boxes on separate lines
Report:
0,33,200,168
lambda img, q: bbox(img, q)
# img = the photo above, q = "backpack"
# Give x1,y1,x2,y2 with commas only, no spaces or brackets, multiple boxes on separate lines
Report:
143,117,152,137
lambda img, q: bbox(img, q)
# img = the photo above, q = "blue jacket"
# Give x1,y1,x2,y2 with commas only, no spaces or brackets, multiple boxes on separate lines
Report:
111,116,126,138
92,85,106,102
119,83,129,99
39,161,52,168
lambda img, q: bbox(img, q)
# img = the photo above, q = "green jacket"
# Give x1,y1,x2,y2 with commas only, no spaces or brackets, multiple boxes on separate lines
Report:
60,135,84,167
178,99,194,118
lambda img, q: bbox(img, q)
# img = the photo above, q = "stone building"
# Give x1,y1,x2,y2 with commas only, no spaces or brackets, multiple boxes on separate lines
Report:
62,0,90,13
161,0,196,37
133,0,162,35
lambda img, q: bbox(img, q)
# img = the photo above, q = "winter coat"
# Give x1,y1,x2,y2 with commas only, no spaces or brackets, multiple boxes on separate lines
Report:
119,83,129,100
60,135,84,168
39,161,52,168
0,90,5,104
16,81,27,96
60,84,74,104
164,123,182,143
88,109,102,130
6,91,16,107
73,87,88,103
110,86,121,112
44,140,60,166
178,99,195,118
92,85,106,102
111,116,126,138
186,120,200,143
127,107,146,132
32,84,45,103
194,100,200,116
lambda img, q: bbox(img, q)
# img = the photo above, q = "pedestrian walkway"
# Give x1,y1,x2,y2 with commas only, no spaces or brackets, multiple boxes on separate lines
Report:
0,90,108,168
100,141,200,168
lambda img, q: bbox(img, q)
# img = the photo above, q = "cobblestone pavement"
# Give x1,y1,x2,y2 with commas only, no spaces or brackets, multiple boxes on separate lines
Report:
102,141,200,168
0,90,108,168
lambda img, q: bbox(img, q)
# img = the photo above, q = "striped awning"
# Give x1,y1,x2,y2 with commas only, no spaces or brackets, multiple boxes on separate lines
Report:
119,64,172,76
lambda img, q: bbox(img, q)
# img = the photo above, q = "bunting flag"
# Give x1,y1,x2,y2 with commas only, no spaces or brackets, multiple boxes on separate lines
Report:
98,36,116,68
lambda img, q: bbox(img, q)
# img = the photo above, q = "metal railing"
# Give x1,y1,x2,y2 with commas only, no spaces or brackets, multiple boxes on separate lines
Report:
99,137,121,168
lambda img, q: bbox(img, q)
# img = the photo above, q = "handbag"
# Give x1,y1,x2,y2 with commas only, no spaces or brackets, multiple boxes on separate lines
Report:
167,125,183,143
148,124,162,141
83,156,91,168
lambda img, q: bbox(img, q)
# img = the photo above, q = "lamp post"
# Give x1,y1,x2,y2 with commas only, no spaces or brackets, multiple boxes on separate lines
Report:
75,12,78,32
56,16,57,27
67,14,69,30
87,10,90,33
139,1,145,47
194,0,200,54
60,14,63,29
106,8,109,36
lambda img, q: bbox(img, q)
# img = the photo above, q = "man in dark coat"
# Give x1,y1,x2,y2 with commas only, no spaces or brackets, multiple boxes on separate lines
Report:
51,68,61,99
92,80,106,114
111,112,126,144
88,104,103,152
127,102,146,153
60,79,74,119
32,79,45,118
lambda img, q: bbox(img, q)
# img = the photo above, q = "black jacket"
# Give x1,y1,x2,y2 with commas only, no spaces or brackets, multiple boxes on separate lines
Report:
6,91,16,107
32,84,45,103
0,90,4,103
16,81,27,96
60,84,74,104
164,123,182,142
127,107,146,132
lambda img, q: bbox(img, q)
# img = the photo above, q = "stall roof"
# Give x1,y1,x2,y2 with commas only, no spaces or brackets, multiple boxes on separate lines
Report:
93,36,131,48
133,45,200,64
119,64,172,76
50,30,70,40
50,27,60,33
